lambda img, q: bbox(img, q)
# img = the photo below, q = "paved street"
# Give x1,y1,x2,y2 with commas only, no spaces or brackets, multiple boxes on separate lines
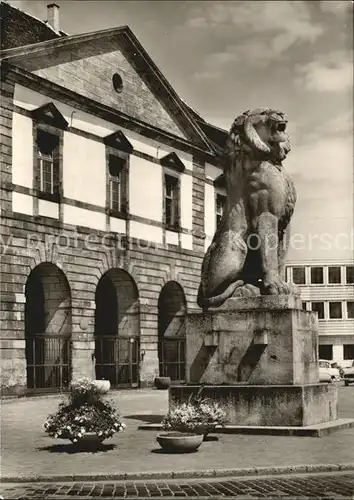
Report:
1,386,354,481
1,472,354,499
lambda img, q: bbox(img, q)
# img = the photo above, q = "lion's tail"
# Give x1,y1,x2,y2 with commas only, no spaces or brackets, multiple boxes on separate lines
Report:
197,280,244,310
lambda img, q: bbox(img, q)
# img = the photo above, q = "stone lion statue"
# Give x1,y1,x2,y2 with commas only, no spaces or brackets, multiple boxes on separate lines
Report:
197,108,297,309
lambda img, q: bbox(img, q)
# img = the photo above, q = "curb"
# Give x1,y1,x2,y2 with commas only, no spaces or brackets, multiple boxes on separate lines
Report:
1,463,354,483
138,418,354,437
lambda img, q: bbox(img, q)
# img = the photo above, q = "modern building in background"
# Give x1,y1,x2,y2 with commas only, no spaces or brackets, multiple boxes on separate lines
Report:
0,2,227,395
286,262,354,363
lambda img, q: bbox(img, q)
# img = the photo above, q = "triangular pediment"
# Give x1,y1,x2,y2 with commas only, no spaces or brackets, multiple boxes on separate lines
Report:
104,130,133,153
160,152,185,173
214,174,226,188
31,102,68,129
1,27,215,152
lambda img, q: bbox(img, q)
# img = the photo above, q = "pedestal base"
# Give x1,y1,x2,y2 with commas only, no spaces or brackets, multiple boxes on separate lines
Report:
138,419,354,437
169,384,338,427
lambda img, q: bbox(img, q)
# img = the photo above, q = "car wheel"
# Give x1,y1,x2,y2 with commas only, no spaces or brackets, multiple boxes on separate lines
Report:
344,380,349,386
330,376,335,383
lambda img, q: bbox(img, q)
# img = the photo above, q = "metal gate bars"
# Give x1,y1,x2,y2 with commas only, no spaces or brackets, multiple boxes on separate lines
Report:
26,334,71,393
94,336,140,388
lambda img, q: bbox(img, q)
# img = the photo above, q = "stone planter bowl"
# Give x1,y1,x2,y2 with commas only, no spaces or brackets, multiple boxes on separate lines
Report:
154,377,171,390
70,432,106,446
93,379,111,394
156,432,203,453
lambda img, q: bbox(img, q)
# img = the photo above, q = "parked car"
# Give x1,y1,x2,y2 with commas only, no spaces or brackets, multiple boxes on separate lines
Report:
330,362,345,378
318,360,341,383
341,361,354,386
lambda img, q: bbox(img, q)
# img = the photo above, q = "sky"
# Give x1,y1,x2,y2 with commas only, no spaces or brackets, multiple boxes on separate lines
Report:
5,0,354,262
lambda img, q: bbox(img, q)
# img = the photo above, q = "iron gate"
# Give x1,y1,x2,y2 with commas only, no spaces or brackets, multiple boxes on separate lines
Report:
26,334,71,392
158,337,186,382
95,336,140,388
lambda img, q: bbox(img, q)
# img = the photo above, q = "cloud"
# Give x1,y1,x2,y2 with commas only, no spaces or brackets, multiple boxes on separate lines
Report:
186,1,323,42
295,51,353,92
187,1,325,74
285,135,353,184
308,110,353,141
192,70,222,81
319,1,353,16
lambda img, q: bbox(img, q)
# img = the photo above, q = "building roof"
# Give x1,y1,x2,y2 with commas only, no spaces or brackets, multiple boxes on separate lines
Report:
1,23,219,154
0,2,228,156
0,1,67,50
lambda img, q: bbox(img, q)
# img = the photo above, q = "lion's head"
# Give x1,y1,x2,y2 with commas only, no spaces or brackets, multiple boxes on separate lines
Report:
225,108,291,163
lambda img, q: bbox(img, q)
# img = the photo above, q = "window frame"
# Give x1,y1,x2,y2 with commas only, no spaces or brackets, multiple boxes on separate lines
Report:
346,301,354,320
163,170,180,232
327,266,342,285
345,266,354,285
33,124,62,204
215,192,226,230
318,345,333,361
343,344,354,360
328,301,343,320
311,301,325,320
310,266,324,285
292,266,306,285
105,147,129,219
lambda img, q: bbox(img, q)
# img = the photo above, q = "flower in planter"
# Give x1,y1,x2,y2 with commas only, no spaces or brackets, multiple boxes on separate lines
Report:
162,394,227,434
43,377,126,443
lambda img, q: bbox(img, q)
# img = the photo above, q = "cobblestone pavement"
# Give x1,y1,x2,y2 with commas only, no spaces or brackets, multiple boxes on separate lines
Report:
1,472,354,499
2,386,354,479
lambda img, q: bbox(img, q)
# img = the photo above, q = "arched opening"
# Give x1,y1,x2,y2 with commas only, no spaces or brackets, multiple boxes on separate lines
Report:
158,281,186,382
25,263,72,392
94,269,140,388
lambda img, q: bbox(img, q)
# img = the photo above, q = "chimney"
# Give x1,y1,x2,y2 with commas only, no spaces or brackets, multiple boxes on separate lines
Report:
47,4,60,32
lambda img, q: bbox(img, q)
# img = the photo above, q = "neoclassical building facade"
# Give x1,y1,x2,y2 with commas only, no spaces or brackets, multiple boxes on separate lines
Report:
0,3,227,395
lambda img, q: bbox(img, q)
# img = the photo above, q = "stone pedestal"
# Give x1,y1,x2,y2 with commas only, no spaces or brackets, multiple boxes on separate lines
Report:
169,384,338,427
186,295,319,386
171,295,343,431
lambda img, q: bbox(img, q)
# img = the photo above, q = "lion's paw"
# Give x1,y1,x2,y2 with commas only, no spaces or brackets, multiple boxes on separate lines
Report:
264,281,297,295
232,284,261,298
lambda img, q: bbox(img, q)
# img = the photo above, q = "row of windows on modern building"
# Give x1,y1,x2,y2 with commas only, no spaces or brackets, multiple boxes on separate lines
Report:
300,300,354,320
36,126,227,230
286,265,354,286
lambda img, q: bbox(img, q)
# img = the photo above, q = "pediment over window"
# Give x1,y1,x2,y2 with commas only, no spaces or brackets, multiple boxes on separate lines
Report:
160,152,185,173
214,174,226,188
103,130,133,153
31,103,68,130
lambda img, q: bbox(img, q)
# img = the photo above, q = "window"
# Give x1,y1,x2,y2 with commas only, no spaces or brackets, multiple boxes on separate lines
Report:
347,302,354,319
301,302,307,311
328,266,341,284
285,266,291,283
112,73,123,93
292,267,306,285
215,193,226,229
36,129,59,196
310,266,323,284
329,301,342,319
319,345,333,360
343,344,354,360
311,302,324,319
346,266,354,284
108,154,127,213
164,173,179,228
